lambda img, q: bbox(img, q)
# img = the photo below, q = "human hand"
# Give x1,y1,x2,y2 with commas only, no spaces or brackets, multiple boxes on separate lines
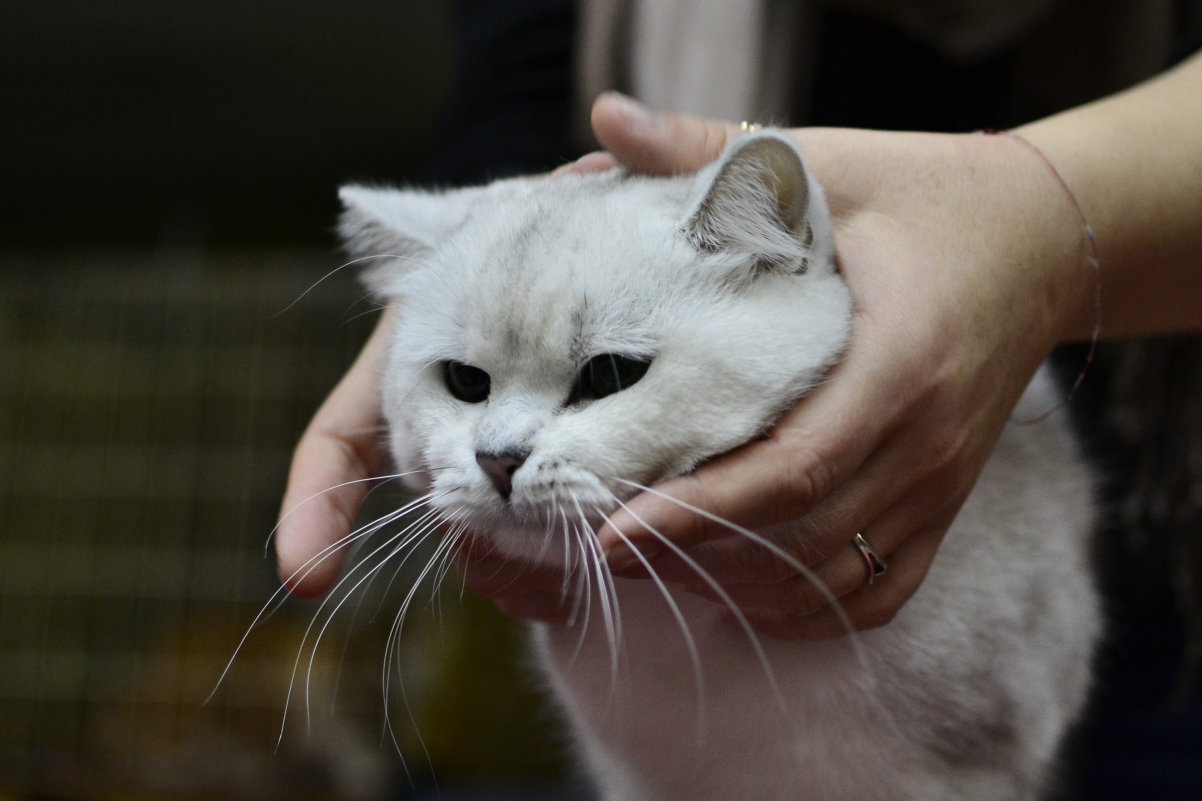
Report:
275,307,395,598
569,92,1096,639
275,94,1095,639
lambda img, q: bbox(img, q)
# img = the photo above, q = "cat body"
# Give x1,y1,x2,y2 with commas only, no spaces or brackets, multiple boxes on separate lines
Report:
341,132,1099,800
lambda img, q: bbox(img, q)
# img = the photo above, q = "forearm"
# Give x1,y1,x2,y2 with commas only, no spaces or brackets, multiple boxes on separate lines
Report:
1017,50,1202,340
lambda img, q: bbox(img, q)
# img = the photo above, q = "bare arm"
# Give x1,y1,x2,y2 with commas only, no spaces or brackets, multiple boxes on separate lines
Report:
1017,50,1202,339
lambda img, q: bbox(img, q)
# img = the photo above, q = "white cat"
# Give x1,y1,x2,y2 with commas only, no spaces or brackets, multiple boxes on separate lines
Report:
338,132,1100,801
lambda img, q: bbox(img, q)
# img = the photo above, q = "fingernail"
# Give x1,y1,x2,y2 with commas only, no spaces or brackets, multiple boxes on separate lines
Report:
551,151,618,178
605,540,662,575
603,91,666,134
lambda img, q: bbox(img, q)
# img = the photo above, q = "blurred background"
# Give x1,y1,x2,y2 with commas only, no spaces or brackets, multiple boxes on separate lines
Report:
6,3,1202,800
0,3,572,798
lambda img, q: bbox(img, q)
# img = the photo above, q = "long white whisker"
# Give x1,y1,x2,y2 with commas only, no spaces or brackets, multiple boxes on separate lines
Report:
428,516,467,606
208,490,427,707
609,499,707,735
381,527,464,759
567,507,594,660
265,470,422,555
573,497,621,683
272,254,410,318
268,490,449,748
614,478,869,674
558,509,575,602
368,508,450,617
292,504,448,745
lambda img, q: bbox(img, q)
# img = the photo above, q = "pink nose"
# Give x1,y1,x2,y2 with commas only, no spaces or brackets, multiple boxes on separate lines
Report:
475,452,526,500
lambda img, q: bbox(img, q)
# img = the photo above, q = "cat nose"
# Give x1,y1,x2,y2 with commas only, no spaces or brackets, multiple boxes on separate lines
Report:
475,450,527,501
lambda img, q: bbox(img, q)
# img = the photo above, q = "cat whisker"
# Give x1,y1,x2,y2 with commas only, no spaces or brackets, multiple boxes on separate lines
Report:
290,501,449,745
271,253,411,319
565,507,592,643
365,512,464,784
321,504,439,721
609,498,708,736
381,525,461,756
342,300,390,325
552,500,592,623
573,496,622,683
266,470,422,555
614,478,870,677
209,484,427,708
316,508,439,718
548,508,573,602
428,513,468,606
534,505,558,564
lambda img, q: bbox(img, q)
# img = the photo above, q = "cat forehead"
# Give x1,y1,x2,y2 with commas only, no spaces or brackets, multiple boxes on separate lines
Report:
418,176,697,351
442,173,686,268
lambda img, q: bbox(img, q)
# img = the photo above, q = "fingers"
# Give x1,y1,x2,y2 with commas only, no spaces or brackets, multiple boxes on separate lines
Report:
735,524,948,641
603,410,970,639
551,151,620,176
275,308,395,597
682,497,954,617
589,91,744,175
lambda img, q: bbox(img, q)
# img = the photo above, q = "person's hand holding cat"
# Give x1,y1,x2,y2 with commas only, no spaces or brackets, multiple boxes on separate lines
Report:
276,51,1202,637
469,93,1095,638
275,307,395,598
555,94,1093,638
572,59,1202,637
276,99,1087,633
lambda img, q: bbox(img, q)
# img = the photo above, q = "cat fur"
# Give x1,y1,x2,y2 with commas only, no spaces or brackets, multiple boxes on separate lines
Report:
339,131,1100,801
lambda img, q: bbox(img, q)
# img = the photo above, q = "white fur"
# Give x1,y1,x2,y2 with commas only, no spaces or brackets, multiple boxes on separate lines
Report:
342,132,1100,801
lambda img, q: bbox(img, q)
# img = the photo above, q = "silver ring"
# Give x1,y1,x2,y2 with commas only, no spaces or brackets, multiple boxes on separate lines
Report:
853,532,887,585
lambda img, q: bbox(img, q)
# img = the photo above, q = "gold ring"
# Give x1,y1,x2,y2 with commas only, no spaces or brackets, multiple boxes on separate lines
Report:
739,121,763,133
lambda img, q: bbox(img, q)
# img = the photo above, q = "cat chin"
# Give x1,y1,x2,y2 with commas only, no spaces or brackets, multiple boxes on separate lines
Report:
422,485,617,568
457,517,604,568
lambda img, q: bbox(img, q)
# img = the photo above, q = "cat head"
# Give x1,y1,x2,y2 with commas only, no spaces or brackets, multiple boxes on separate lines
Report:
340,132,850,563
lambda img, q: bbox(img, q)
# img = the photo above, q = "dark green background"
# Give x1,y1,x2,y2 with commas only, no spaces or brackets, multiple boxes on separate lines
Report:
0,4,567,798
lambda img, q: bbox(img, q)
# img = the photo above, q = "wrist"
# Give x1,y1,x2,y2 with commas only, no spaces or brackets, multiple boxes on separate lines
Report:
982,129,1102,347
967,129,1101,348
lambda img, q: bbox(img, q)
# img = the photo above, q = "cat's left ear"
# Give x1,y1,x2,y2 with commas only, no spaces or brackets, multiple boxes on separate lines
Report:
683,131,834,275
339,184,471,298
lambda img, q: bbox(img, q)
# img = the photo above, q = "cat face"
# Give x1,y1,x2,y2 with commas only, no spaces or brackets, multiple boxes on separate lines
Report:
342,133,851,563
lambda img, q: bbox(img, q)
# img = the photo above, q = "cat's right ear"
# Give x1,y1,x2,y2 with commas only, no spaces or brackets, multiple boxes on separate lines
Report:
339,184,459,298
682,132,834,277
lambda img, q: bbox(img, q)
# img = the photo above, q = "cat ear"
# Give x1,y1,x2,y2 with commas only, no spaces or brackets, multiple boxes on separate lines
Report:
683,131,834,275
339,184,466,298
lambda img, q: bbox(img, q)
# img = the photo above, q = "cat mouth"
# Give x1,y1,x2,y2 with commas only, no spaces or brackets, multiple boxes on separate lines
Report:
432,472,624,535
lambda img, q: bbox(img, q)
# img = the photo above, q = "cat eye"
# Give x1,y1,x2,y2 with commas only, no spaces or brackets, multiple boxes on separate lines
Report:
444,361,491,403
575,354,651,401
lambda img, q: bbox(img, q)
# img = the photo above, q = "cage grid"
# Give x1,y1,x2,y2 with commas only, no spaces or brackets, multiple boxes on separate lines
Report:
0,252,411,799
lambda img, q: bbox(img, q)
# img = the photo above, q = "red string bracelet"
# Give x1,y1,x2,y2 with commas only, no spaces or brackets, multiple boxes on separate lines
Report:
980,128,1103,424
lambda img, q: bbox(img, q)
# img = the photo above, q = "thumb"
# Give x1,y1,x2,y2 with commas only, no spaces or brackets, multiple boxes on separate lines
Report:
590,92,742,175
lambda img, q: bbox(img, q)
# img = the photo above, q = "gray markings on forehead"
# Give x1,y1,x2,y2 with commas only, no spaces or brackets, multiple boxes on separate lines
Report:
478,202,591,369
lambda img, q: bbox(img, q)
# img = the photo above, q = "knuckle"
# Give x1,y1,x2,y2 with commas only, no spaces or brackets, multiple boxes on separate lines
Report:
668,475,722,545
781,441,836,512
928,426,970,474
